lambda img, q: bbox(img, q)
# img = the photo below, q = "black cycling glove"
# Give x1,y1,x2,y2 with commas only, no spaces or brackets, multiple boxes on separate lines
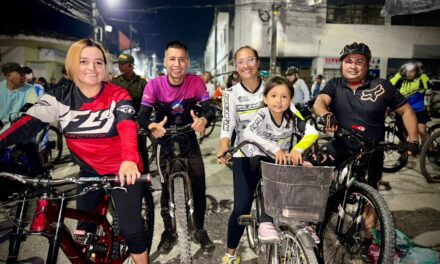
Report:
402,141,420,155
318,112,339,128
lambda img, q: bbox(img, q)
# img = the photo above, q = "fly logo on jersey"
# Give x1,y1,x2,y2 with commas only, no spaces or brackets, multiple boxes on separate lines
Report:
64,101,116,134
117,105,136,115
361,85,385,102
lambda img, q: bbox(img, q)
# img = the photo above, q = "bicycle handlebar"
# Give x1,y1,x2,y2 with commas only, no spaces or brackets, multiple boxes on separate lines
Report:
0,172,151,187
221,140,276,160
164,123,193,136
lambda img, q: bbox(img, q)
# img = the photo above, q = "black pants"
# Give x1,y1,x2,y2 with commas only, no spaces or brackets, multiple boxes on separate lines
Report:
319,137,384,189
157,138,207,232
227,156,272,249
76,172,148,254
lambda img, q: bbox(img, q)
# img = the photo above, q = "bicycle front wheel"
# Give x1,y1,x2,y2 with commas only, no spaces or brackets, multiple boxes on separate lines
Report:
274,225,318,264
318,181,395,264
174,176,192,264
420,131,440,183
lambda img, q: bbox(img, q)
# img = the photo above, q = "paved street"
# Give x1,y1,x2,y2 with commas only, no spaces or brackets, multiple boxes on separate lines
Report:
1,124,440,263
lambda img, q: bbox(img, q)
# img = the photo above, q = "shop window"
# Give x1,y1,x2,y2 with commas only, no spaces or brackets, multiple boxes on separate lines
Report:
326,0,385,25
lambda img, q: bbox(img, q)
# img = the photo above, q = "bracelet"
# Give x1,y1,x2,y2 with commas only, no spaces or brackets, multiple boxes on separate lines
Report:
320,112,331,118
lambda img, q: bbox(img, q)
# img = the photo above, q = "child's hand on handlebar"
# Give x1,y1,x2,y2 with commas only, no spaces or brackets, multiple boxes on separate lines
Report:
148,116,167,138
190,110,207,133
118,161,141,187
275,150,290,165
289,149,303,165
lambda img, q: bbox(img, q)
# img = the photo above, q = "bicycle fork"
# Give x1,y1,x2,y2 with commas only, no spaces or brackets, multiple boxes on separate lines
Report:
7,191,30,263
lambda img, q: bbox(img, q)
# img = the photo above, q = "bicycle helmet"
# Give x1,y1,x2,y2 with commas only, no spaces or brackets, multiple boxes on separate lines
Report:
339,42,372,62
285,66,299,76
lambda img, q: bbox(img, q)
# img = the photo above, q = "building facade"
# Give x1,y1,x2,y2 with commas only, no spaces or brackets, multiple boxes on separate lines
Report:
205,0,440,87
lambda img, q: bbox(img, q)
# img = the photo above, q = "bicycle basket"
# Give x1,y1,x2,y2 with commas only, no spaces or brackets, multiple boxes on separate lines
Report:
261,161,334,222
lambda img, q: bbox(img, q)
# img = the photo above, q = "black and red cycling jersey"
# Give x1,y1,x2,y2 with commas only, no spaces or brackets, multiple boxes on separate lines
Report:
0,81,142,176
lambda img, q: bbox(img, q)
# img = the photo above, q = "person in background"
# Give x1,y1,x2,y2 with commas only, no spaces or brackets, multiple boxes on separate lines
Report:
112,53,147,113
57,66,71,88
285,66,310,108
37,77,50,92
49,77,58,90
203,71,216,98
111,53,149,174
311,74,325,98
0,63,44,177
390,62,431,144
260,70,269,82
22,66,45,98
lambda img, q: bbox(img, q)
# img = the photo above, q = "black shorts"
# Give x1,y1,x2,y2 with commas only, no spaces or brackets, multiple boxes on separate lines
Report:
415,110,430,124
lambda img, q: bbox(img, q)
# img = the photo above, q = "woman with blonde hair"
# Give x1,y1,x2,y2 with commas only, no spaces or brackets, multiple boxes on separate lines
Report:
0,39,149,263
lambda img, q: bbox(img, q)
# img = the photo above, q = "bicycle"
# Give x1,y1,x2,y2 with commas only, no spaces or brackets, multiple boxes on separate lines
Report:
0,172,154,264
316,126,396,264
155,123,198,263
382,112,408,173
419,130,440,183
222,140,324,264
200,103,222,140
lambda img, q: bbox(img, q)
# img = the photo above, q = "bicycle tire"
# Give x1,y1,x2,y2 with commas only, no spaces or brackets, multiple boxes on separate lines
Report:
383,126,408,173
317,181,395,264
47,125,63,164
245,185,262,255
174,176,192,264
428,123,440,135
202,118,216,138
276,225,319,264
420,131,440,183
146,135,157,166
109,185,155,262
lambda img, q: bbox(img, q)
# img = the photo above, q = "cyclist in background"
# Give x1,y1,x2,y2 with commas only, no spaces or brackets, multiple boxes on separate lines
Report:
0,39,149,264
138,40,215,253
390,62,431,143
0,62,44,177
313,42,419,190
285,66,310,108
216,46,266,264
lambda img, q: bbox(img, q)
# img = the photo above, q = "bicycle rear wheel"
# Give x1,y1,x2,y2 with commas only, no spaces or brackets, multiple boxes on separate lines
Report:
420,131,440,183
245,184,262,255
317,182,395,264
174,176,192,264
383,127,407,173
275,225,318,264
109,185,155,262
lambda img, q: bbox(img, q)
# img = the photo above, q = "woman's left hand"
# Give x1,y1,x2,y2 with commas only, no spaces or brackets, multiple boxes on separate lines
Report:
118,161,141,186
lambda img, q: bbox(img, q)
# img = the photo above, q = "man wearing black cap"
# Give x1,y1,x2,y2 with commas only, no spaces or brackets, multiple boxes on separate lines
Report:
0,62,44,176
112,53,147,113
0,62,38,122
112,54,149,174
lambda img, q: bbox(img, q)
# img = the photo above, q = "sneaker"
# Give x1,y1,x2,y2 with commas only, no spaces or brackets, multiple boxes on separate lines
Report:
301,222,320,244
194,229,215,251
258,222,280,242
157,230,176,254
221,254,241,264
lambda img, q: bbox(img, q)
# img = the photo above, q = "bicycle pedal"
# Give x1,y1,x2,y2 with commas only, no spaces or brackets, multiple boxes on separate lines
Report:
238,214,253,225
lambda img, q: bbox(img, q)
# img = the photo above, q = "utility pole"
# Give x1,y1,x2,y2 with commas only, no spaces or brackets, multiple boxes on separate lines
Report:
270,1,282,76
92,0,98,42
214,8,218,85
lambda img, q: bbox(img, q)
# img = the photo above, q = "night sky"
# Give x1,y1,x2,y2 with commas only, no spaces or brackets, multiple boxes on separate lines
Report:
1,0,234,65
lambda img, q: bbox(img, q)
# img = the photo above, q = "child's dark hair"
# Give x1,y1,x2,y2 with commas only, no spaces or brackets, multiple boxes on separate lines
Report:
264,75,295,127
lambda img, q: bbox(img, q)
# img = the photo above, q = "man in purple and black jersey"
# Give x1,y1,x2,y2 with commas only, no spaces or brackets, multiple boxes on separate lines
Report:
138,40,215,253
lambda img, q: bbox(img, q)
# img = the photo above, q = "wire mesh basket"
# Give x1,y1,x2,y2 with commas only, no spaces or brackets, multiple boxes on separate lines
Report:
261,161,334,222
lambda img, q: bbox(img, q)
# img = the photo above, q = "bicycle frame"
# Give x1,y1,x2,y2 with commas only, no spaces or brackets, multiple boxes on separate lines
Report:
7,183,128,264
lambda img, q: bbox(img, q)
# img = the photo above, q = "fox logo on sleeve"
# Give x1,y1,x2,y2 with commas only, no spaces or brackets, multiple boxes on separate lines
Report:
361,85,385,102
